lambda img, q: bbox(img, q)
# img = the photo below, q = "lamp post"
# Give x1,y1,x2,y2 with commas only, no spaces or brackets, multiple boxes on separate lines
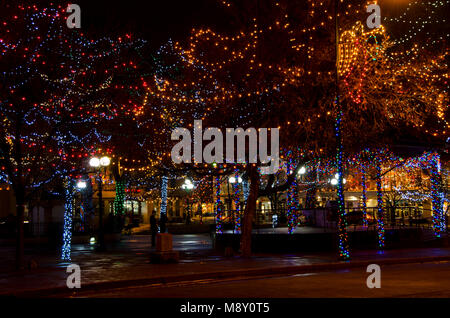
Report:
76,179,88,232
295,166,307,208
182,179,194,221
297,166,307,185
89,156,111,251
229,175,242,233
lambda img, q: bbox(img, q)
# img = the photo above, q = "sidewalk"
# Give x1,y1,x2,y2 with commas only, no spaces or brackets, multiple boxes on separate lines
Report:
1,234,449,297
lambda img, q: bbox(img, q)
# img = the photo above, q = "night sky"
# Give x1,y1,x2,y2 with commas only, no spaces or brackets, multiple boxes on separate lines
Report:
76,0,232,49
72,0,448,50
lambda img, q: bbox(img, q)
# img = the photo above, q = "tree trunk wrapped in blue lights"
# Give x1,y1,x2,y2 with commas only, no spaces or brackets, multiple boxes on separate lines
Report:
61,180,75,261
160,176,168,215
286,160,299,234
233,169,241,233
375,159,385,249
113,179,125,216
243,179,250,205
215,176,223,234
430,152,445,237
286,180,299,234
335,107,350,260
360,165,368,226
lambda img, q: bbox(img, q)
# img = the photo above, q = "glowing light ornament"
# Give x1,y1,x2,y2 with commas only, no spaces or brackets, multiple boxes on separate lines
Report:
338,21,387,105
160,176,168,215
61,180,75,261
215,176,223,234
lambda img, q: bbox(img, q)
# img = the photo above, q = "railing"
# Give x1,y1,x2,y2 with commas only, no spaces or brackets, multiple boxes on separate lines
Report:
301,207,435,230
214,206,448,232
0,213,135,238
1,206,446,238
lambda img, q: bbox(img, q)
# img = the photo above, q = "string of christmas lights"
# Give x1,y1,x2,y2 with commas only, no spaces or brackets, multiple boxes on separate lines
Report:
375,156,385,249
113,180,125,216
215,176,223,234
160,176,168,216
61,179,74,261
233,169,242,233
360,164,368,227
430,152,445,237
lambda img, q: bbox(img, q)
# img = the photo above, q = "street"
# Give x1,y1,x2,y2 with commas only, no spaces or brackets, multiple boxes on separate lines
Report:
67,261,450,298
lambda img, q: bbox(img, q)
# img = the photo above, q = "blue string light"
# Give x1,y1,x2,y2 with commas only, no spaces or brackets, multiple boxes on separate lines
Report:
61,179,74,261
375,157,385,249
215,176,223,234
430,152,445,237
233,169,241,234
160,176,168,215
286,153,299,234
242,179,250,204
360,164,368,227
335,101,350,260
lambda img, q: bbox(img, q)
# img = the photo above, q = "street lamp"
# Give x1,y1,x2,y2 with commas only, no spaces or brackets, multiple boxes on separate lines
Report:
181,179,195,222
75,178,90,233
228,174,242,233
331,173,346,186
298,166,306,175
229,176,242,184
76,180,87,189
90,156,111,251
89,157,100,168
181,179,194,190
99,156,111,167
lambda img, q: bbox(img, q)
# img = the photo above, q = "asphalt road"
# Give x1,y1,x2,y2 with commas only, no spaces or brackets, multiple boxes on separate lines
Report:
69,261,450,298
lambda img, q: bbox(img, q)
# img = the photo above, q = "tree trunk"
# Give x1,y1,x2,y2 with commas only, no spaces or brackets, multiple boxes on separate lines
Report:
361,166,368,226
112,161,125,217
13,119,25,269
15,187,25,270
430,152,444,237
240,165,259,257
375,160,385,249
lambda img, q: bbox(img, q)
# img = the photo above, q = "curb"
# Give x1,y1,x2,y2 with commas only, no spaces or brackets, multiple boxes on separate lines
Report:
4,254,450,298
